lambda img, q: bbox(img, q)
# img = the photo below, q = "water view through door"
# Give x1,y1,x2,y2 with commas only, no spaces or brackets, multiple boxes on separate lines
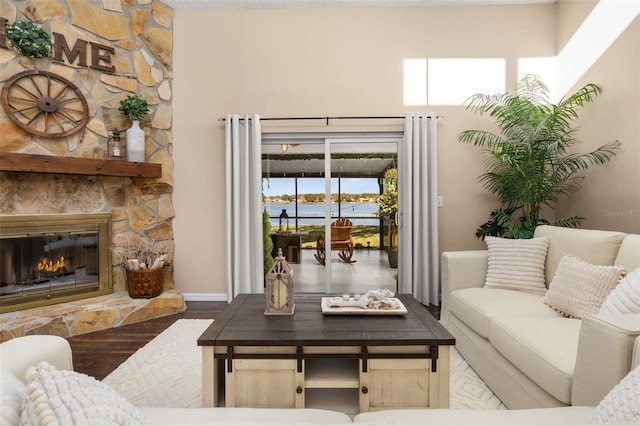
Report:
262,134,399,294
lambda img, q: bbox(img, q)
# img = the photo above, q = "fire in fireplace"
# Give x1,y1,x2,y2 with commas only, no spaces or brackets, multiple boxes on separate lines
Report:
0,213,112,313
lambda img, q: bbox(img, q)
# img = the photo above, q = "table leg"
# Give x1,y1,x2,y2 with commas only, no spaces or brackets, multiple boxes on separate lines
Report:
202,346,217,407
429,345,450,408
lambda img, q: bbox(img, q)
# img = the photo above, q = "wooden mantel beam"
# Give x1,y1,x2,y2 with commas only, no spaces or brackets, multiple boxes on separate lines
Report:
0,152,162,178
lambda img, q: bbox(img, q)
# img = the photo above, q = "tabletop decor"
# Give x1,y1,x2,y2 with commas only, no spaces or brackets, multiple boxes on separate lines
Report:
265,248,295,315
278,208,290,233
321,289,407,315
108,129,125,159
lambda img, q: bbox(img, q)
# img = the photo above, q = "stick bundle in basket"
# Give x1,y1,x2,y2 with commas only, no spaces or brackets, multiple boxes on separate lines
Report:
127,253,167,271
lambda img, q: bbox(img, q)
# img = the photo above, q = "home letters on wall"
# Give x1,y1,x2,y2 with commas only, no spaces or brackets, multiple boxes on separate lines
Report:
0,18,115,74
52,32,115,73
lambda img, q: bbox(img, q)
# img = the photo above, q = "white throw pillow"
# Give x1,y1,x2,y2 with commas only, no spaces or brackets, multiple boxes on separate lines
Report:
0,368,25,426
483,236,550,295
599,267,640,315
20,362,145,426
591,364,640,424
542,255,625,319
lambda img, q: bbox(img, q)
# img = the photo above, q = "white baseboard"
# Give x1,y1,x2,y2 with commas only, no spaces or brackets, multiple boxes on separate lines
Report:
182,293,228,302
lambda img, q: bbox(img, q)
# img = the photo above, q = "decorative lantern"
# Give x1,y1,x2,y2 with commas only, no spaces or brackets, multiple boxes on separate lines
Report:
279,209,289,233
265,248,295,315
108,129,125,159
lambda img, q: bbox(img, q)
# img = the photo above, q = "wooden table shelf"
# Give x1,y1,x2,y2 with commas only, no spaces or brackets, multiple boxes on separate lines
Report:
305,358,360,389
0,152,162,178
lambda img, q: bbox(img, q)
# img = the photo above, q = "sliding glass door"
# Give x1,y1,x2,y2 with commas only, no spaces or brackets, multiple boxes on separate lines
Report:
262,140,327,292
262,133,400,295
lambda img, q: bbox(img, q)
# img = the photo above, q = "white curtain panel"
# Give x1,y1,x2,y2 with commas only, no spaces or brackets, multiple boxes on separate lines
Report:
398,113,439,306
225,114,264,300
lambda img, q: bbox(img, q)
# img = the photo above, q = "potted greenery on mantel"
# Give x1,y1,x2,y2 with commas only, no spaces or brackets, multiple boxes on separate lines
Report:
459,75,621,239
118,94,149,163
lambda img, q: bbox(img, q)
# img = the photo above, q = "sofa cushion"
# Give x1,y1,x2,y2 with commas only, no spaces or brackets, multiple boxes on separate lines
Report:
489,315,582,405
533,225,626,286
591,364,640,425
484,236,550,295
1,369,24,426
352,407,595,425
21,361,145,426
448,288,562,338
138,407,353,425
542,255,625,319
599,267,640,315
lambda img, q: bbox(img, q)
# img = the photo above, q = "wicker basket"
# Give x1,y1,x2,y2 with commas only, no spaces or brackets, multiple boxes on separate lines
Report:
126,267,164,299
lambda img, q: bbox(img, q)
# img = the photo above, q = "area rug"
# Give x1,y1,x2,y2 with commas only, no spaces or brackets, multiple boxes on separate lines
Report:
104,319,507,410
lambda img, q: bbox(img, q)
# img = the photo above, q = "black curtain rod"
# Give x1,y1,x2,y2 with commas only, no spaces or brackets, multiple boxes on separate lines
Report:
218,115,438,125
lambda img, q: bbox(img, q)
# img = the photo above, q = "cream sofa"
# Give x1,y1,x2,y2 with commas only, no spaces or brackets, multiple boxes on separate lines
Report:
440,225,640,409
0,335,352,425
1,332,638,425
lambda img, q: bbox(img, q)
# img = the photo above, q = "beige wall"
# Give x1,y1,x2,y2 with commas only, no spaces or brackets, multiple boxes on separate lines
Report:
557,0,597,50
555,15,640,232
172,4,639,297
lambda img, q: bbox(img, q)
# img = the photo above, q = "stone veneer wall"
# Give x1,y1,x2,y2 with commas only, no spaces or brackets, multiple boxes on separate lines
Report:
0,0,185,341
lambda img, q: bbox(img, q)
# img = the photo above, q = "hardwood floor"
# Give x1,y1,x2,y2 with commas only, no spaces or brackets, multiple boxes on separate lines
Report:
67,301,226,380
67,300,440,381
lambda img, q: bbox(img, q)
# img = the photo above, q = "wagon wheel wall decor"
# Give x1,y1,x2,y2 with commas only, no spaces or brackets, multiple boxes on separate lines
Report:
1,70,89,138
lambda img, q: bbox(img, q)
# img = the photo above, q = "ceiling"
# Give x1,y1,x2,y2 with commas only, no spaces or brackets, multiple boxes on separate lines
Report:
162,0,556,11
262,138,399,178
263,156,396,178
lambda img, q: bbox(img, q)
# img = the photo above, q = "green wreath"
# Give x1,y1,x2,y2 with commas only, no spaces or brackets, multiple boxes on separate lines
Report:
6,21,52,59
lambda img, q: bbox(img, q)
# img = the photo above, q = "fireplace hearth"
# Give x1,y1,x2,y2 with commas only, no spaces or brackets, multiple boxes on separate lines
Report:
0,213,112,313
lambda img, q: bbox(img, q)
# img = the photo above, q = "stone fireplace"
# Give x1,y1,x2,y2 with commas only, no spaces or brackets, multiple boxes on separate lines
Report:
0,172,186,343
0,213,112,314
0,163,187,342
0,1,184,342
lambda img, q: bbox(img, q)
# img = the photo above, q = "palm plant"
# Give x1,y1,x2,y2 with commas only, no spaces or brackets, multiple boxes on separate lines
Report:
459,75,621,239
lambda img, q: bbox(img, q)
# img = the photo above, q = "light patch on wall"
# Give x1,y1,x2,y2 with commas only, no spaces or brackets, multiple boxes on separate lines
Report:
403,58,427,106
518,56,558,101
427,58,506,105
557,0,640,97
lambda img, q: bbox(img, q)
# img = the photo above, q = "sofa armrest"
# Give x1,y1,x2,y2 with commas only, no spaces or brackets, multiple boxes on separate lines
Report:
0,335,73,383
441,250,488,294
571,314,640,406
440,250,488,327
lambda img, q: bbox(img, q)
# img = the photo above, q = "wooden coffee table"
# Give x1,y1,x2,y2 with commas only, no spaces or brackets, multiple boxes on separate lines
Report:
198,293,455,413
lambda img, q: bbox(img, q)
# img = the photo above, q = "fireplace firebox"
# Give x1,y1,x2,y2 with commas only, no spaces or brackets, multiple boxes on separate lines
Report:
0,213,112,313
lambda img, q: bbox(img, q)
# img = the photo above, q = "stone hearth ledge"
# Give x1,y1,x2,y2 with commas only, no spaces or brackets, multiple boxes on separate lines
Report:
0,289,186,342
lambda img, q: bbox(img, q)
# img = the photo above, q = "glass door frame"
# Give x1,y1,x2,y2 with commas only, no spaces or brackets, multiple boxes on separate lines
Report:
262,131,402,294
324,137,400,293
